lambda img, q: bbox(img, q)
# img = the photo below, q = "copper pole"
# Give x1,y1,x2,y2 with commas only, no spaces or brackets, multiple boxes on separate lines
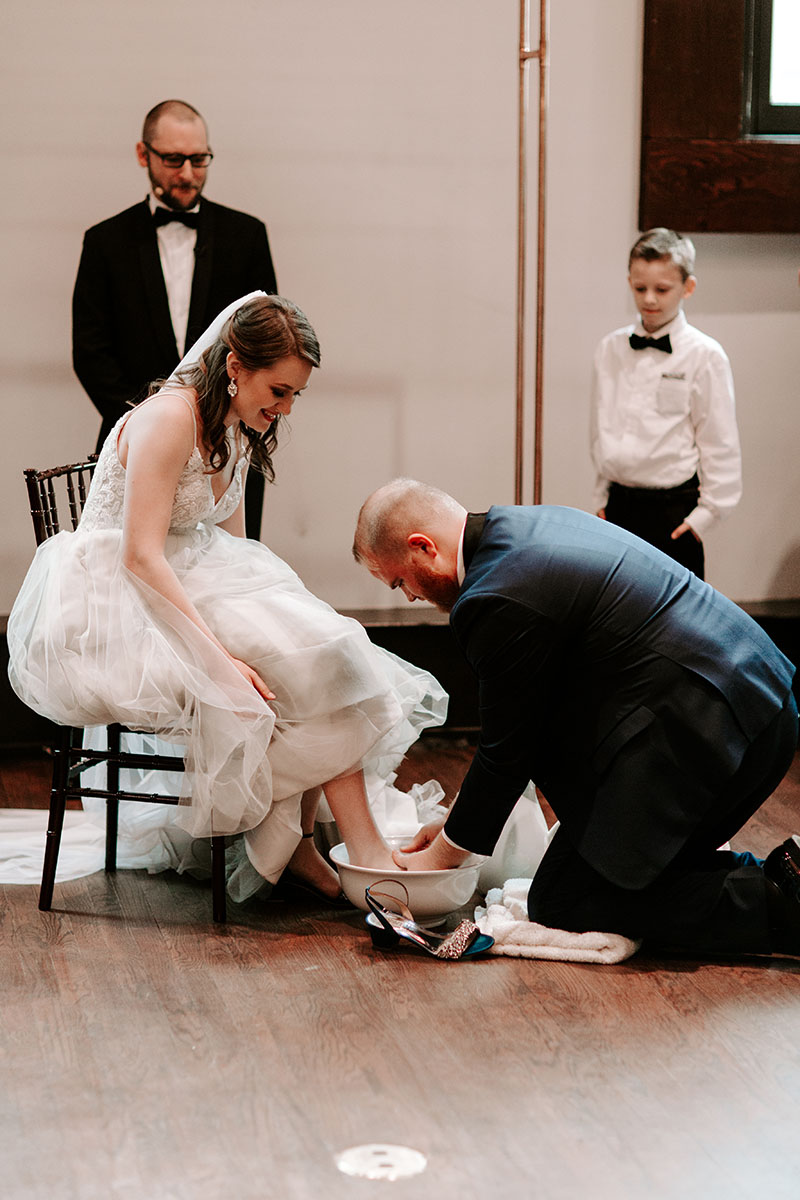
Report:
515,0,530,504
515,0,548,505
533,0,548,505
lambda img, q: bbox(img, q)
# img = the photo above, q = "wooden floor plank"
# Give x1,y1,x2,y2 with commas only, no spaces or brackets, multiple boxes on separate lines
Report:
1,740,799,1199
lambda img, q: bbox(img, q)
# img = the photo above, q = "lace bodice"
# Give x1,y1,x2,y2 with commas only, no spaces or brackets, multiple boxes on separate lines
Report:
79,408,245,534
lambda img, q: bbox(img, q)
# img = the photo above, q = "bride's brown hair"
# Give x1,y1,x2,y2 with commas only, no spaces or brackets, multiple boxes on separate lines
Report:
174,295,321,481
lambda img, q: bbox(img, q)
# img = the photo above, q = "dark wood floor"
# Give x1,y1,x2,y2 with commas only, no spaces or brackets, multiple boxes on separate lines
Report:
1,740,799,1200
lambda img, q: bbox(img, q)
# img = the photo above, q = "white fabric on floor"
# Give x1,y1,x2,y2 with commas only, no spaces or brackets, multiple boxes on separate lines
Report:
475,877,641,963
0,809,103,884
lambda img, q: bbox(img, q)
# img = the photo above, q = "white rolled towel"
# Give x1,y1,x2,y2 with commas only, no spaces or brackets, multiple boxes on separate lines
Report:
475,877,641,964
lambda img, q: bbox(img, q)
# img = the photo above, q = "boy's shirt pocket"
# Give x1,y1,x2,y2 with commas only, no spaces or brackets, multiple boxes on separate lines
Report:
655,373,690,416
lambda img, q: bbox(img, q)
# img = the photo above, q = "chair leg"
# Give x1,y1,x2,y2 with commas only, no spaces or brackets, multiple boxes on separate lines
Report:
105,800,119,872
211,836,227,923
39,727,72,911
105,725,120,871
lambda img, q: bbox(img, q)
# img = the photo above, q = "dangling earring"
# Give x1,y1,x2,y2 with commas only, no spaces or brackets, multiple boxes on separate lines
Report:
227,377,238,398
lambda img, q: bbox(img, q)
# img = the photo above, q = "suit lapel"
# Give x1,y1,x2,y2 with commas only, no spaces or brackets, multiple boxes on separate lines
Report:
134,200,179,363
187,198,214,346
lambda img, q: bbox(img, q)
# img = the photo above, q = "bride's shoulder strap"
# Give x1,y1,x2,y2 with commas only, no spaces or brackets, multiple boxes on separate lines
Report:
143,389,199,449
175,392,199,448
115,390,199,468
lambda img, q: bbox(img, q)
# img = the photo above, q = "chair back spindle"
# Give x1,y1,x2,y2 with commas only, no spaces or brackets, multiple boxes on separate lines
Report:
24,459,98,546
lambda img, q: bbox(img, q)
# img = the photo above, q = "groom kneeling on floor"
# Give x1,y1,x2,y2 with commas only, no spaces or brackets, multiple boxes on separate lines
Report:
353,478,800,960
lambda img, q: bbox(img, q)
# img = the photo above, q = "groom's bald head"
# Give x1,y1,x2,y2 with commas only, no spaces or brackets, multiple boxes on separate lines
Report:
353,478,465,564
353,479,466,611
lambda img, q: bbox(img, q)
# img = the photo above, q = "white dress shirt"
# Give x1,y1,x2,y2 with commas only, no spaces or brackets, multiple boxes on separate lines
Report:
456,514,468,585
149,193,198,357
590,309,742,537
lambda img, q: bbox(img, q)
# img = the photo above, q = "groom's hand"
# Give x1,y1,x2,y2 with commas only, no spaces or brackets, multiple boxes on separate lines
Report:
392,831,469,872
397,816,447,854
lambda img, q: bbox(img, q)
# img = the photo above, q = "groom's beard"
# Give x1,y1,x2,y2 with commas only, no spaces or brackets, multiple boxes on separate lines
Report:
414,565,460,613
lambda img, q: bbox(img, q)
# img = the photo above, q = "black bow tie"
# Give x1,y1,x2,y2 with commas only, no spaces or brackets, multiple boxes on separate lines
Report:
153,208,199,229
629,332,672,354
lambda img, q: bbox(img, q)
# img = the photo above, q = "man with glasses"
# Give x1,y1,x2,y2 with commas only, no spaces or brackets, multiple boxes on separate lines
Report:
72,99,277,538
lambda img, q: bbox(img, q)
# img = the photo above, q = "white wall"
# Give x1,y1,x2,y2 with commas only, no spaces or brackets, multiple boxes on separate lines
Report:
2,0,798,616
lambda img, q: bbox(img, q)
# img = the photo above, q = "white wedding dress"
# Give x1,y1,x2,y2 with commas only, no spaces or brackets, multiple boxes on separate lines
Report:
6,398,447,899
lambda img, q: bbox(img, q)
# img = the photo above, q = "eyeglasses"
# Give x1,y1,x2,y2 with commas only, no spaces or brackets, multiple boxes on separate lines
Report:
144,143,214,169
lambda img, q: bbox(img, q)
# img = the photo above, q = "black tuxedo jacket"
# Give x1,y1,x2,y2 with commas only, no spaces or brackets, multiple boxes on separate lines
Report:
445,505,795,889
72,197,278,448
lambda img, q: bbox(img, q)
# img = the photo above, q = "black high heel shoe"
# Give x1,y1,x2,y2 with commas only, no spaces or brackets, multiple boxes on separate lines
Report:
364,882,494,960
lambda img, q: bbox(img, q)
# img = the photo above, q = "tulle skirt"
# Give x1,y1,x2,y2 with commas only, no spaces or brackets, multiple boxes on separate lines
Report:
7,522,447,894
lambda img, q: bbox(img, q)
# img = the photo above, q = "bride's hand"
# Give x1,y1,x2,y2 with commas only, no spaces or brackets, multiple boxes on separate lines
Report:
230,657,275,701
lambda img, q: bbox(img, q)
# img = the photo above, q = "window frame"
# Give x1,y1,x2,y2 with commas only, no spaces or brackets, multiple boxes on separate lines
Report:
749,0,800,135
639,0,800,233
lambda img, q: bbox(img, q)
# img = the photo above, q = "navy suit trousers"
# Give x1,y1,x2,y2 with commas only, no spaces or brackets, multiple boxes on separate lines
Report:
527,691,799,956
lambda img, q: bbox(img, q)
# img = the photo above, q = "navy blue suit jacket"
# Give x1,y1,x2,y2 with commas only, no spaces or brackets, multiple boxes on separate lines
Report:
444,506,795,889
72,197,277,448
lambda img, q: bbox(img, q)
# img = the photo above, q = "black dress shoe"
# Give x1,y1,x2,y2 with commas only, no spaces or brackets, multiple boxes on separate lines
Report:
763,836,800,955
764,835,800,901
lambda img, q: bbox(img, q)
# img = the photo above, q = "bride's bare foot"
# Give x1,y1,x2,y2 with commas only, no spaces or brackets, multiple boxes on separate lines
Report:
286,837,342,900
346,844,398,872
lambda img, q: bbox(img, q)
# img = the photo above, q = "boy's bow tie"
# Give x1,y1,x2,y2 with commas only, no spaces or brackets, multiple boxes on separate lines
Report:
629,332,672,353
153,209,199,228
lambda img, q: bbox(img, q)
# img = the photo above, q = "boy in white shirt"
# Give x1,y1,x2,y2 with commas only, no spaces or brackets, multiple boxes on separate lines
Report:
590,227,741,579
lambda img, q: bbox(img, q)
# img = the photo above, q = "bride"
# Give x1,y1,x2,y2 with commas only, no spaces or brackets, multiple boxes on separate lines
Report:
7,293,447,902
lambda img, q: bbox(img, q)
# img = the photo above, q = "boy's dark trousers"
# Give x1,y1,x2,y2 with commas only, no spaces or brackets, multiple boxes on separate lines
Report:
605,473,704,578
